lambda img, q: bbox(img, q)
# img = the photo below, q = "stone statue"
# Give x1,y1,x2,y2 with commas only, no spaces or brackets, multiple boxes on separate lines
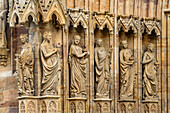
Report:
0,10,7,48
95,39,111,98
41,31,61,95
69,35,89,97
142,43,159,99
120,40,135,99
16,34,34,96
0,0,9,66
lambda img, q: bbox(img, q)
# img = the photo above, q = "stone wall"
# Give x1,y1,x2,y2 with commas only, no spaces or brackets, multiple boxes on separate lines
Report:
0,0,170,113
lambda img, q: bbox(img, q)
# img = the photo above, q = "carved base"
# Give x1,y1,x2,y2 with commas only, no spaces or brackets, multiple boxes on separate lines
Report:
142,100,158,113
0,48,9,66
68,98,87,113
94,99,112,113
118,100,136,112
18,96,60,113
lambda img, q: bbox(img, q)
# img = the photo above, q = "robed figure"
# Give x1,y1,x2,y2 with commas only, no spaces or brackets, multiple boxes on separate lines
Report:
17,34,34,96
120,40,135,99
41,32,61,95
95,39,111,98
142,43,159,99
69,35,89,97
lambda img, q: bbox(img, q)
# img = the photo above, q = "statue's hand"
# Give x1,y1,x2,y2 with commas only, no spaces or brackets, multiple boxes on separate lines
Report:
87,51,90,56
53,48,58,53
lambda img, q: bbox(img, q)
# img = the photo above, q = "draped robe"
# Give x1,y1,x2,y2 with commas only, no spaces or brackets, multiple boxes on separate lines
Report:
41,42,61,95
69,45,88,95
19,43,34,94
120,49,135,98
95,47,110,98
143,51,157,99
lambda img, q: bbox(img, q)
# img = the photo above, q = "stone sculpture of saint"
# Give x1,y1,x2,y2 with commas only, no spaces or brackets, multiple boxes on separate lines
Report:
142,43,159,99
95,39,111,98
69,35,89,97
0,0,8,48
120,40,135,99
41,31,61,95
17,34,34,96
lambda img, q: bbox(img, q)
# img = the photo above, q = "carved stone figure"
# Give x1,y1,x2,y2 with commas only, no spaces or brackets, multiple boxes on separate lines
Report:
120,40,135,99
0,0,9,66
16,34,34,96
69,35,89,97
41,31,61,95
142,43,158,99
95,39,111,98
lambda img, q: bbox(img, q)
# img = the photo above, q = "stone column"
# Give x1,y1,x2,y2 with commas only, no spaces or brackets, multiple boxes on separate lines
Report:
90,30,94,113
63,27,69,113
137,32,143,113
114,33,119,113
109,30,114,113
157,35,161,113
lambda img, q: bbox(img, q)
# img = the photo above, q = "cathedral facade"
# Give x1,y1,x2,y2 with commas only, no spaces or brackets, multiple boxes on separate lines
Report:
0,0,170,113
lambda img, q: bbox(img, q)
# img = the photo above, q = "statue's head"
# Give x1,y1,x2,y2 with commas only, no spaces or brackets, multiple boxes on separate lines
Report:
73,35,81,45
148,43,154,52
20,34,28,44
121,40,128,49
96,39,102,47
43,31,52,42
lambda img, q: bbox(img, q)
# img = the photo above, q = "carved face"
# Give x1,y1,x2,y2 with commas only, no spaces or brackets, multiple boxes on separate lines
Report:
74,36,80,45
122,41,128,49
148,44,154,52
47,33,52,42
20,35,27,44
97,39,102,47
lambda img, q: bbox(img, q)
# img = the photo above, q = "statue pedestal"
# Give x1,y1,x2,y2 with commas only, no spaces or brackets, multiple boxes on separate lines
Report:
18,96,60,113
68,98,87,113
93,98,112,113
118,99,136,112
142,100,158,113
18,96,39,113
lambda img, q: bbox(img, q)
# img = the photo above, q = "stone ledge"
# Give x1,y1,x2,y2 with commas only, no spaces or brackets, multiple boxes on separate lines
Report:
142,100,158,103
67,98,87,101
118,99,136,102
93,98,112,102
18,95,60,100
